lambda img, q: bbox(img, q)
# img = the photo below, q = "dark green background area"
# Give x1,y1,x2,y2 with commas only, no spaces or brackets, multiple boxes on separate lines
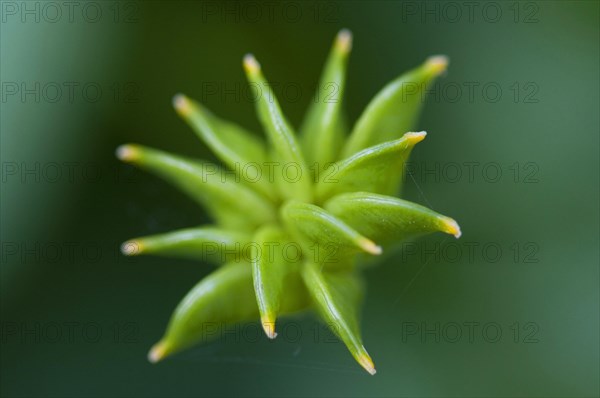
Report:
1,1,598,397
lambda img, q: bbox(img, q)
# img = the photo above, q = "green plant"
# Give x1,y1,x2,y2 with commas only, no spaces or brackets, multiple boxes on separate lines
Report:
117,29,460,375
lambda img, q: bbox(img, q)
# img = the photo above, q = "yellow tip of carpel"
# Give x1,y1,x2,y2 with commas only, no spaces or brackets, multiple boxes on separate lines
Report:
115,145,140,163
335,28,353,53
357,351,377,375
442,217,462,238
425,55,449,75
360,238,382,255
404,131,427,145
261,315,278,339
120,240,143,256
243,53,261,75
148,340,170,364
172,93,192,117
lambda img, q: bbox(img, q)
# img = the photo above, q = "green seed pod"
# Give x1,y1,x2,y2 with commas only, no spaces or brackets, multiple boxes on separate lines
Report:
116,144,275,231
118,29,460,375
300,29,352,171
281,201,381,268
121,227,251,265
172,95,275,200
324,192,461,245
342,55,448,158
250,225,308,338
316,131,427,202
301,261,374,374
243,54,312,203
148,261,307,363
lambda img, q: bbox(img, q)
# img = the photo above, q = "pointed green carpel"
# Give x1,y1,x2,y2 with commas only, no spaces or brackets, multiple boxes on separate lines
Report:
300,28,352,170
250,225,301,339
172,93,274,200
242,54,312,203
316,132,427,202
324,192,461,245
149,261,309,363
115,144,275,231
148,262,260,363
341,55,449,158
120,227,250,265
301,262,376,375
281,201,382,265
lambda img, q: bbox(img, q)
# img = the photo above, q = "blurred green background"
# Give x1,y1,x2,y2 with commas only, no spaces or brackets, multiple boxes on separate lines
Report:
1,1,598,397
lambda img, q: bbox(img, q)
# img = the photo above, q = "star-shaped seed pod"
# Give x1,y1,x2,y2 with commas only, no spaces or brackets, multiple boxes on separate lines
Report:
117,29,460,375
